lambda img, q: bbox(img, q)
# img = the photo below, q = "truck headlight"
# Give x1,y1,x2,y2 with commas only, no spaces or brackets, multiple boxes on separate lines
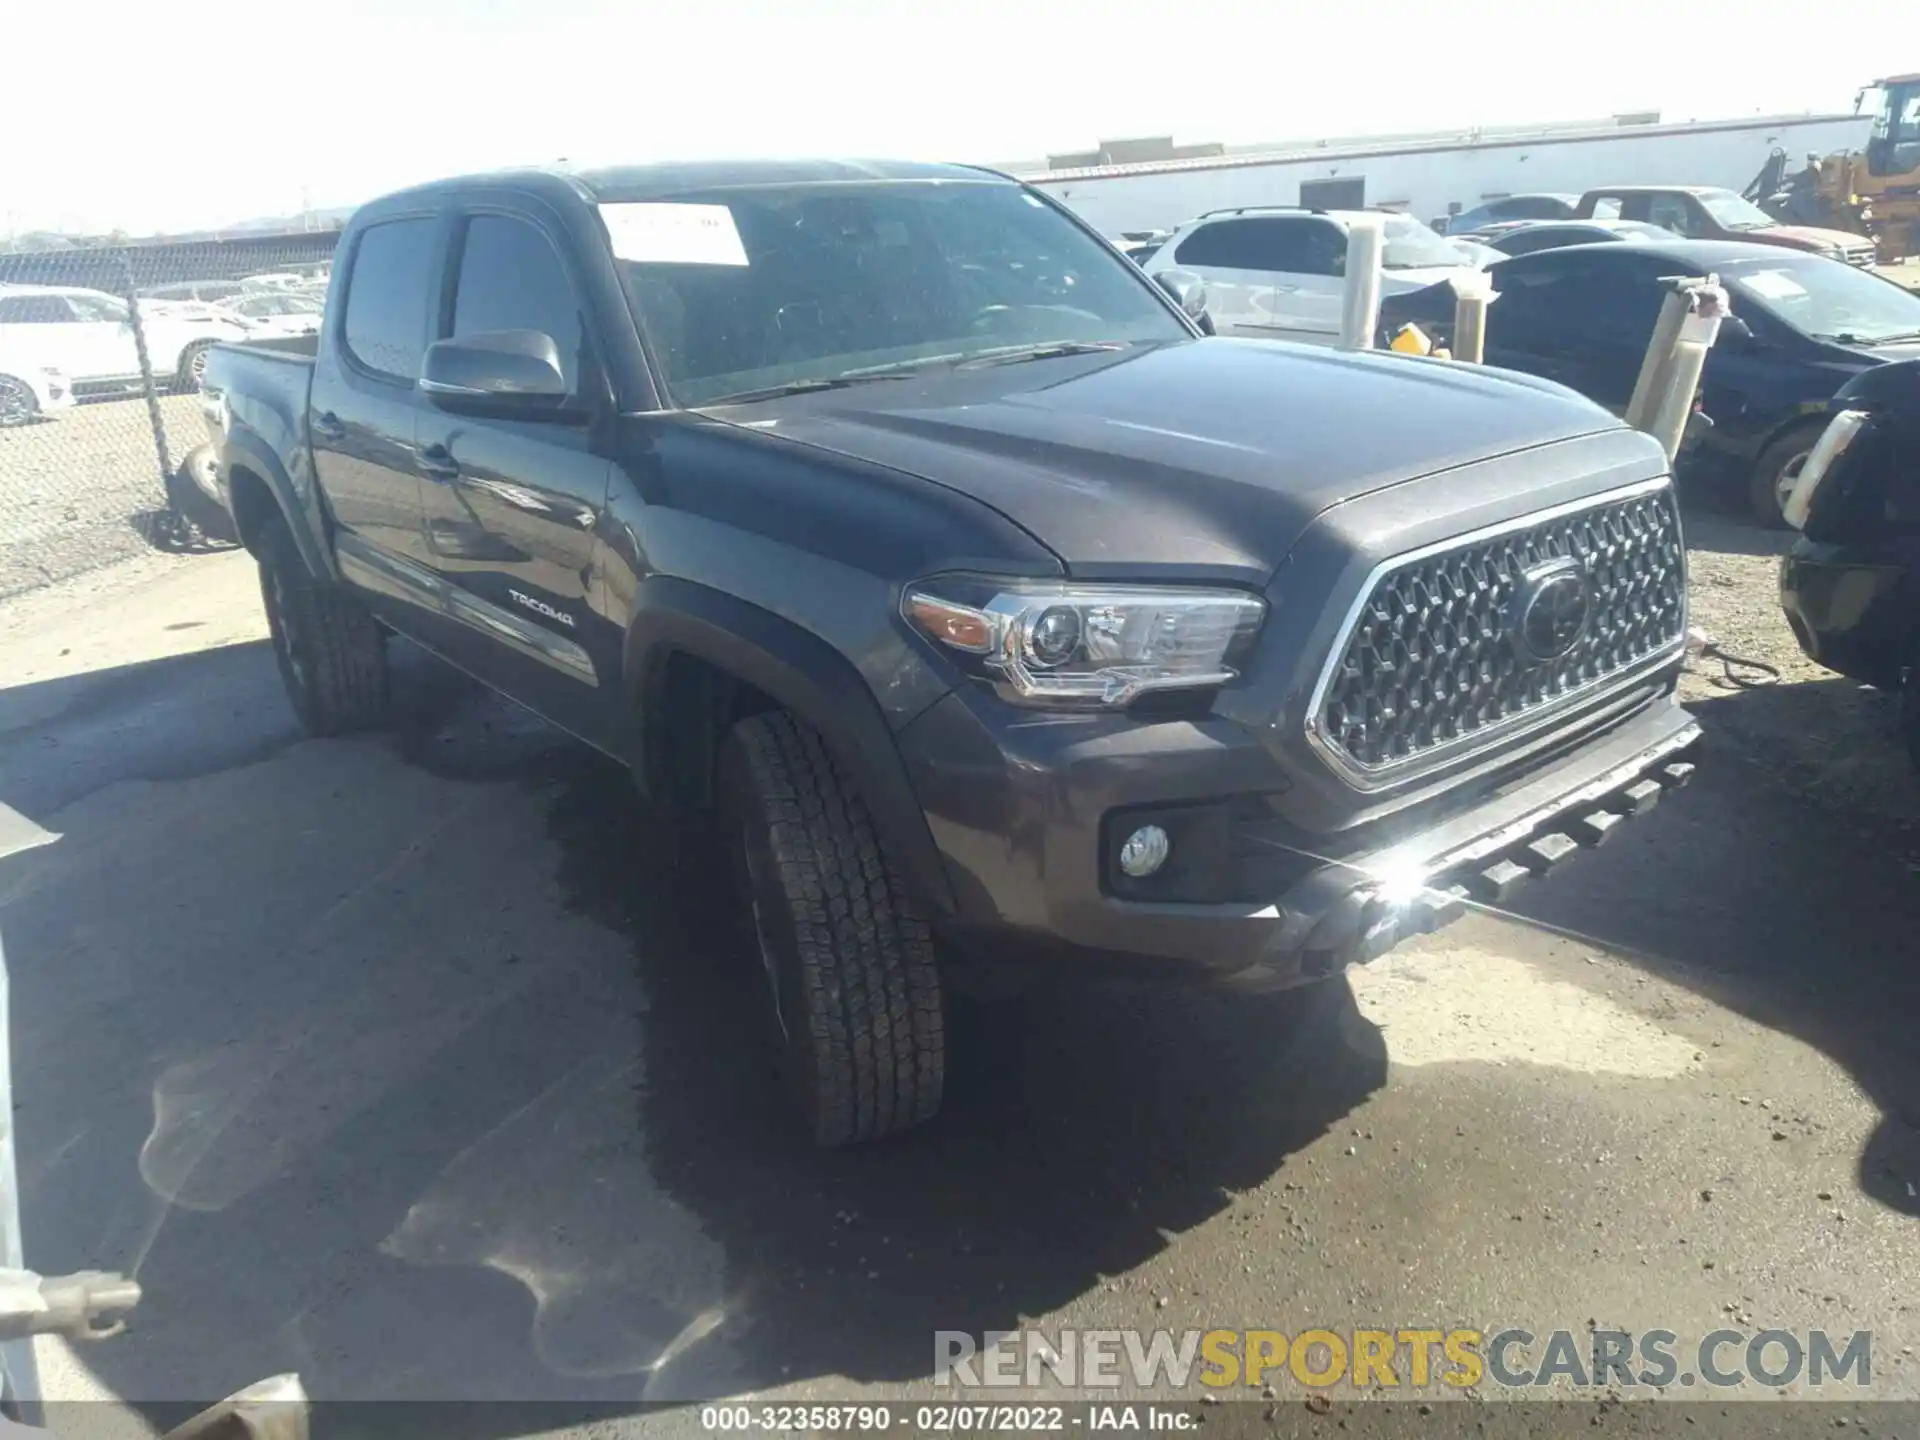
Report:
903,578,1265,707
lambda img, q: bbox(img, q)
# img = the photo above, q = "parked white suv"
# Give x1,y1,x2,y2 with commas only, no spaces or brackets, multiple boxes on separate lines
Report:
0,284,248,394
1149,208,1475,343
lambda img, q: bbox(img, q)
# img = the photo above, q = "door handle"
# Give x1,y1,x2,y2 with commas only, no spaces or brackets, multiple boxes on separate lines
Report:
311,410,344,442
416,443,460,482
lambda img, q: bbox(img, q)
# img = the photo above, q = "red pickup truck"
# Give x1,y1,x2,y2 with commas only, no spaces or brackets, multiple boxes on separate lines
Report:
1575,186,1875,267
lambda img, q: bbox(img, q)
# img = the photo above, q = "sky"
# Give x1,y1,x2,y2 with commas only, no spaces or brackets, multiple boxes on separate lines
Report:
1,0,1901,236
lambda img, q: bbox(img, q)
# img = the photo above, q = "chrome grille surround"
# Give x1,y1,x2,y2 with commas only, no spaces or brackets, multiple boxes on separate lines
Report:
1305,477,1687,790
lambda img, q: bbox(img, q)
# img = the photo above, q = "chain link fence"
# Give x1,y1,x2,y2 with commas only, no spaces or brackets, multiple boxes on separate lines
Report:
0,233,341,599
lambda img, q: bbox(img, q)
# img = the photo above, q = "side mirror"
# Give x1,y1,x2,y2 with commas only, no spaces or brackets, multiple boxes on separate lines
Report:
419,329,569,415
1153,269,1211,328
1720,314,1756,344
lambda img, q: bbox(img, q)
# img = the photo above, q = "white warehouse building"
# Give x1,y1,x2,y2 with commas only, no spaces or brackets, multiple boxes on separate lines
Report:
1004,111,1875,235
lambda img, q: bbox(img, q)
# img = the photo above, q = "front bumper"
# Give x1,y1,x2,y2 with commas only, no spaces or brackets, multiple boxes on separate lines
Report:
1778,540,1910,687
900,681,1699,992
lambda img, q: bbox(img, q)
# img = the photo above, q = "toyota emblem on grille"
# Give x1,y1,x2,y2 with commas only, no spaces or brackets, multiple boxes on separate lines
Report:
1511,558,1592,664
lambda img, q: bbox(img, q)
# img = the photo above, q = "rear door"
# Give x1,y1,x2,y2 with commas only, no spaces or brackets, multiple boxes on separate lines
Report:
309,212,444,588
0,294,92,379
414,205,616,740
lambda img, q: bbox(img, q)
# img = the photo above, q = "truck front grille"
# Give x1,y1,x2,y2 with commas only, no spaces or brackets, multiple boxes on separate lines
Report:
1310,481,1686,783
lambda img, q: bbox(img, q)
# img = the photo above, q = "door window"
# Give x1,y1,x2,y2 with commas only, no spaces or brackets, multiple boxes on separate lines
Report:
341,216,438,381
1587,196,1623,220
1646,196,1695,236
448,214,586,393
65,294,128,323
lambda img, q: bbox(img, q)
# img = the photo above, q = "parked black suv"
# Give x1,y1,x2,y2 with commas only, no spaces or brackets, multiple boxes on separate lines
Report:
202,160,1700,1144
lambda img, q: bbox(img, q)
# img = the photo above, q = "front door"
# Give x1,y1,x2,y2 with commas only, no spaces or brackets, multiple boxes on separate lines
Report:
308,212,442,596
414,207,616,743
1265,218,1351,342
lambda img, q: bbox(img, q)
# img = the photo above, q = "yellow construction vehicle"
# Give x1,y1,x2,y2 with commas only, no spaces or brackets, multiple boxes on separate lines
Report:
1747,74,1920,260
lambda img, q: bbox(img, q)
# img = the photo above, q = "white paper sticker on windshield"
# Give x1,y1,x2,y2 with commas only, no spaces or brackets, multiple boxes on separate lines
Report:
1742,269,1807,300
599,203,749,266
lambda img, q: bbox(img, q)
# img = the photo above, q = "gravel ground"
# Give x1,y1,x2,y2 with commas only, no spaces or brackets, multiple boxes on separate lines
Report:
1680,507,1919,825
0,394,209,601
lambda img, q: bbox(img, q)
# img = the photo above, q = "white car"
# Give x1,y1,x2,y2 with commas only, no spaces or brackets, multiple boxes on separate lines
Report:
224,292,322,338
1149,208,1478,343
0,284,248,393
0,339,74,428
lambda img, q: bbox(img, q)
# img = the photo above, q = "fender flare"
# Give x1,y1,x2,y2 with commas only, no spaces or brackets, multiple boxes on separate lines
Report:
623,576,956,918
219,427,337,581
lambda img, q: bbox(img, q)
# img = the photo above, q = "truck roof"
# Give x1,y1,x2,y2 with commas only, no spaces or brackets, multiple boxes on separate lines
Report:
366,159,1007,212
1580,184,1733,195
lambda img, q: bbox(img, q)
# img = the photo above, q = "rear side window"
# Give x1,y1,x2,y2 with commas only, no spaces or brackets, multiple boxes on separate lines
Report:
341,217,438,380
1587,196,1624,220
1174,217,1340,274
0,296,72,323
449,215,586,393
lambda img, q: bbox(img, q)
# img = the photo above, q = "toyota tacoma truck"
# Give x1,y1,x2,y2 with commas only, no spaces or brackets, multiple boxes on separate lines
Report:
201,160,1701,1145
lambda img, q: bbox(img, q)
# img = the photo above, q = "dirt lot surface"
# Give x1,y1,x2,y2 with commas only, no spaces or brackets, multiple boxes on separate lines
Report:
0,395,207,602
0,510,1915,1436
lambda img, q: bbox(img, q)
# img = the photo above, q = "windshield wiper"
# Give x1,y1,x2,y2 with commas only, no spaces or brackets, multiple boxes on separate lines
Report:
953,341,1131,369
1860,328,1920,346
702,371,921,405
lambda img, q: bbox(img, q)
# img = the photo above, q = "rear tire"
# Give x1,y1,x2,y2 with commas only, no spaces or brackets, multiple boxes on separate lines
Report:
718,711,945,1146
174,341,213,393
257,514,389,736
163,444,239,545
1747,422,1824,528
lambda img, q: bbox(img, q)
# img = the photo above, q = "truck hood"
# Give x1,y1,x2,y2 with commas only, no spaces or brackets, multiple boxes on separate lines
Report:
712,338,1623,581
1754,224,1871,252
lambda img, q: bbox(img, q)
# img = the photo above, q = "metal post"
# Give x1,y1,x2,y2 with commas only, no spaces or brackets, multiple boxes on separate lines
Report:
1447,269,1497,364
1646,279,1728,463
118,253,174,488
1624,283,1699,431
1338,214,1385,350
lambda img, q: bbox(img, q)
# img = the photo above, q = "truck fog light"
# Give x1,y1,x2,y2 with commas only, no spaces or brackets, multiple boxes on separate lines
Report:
1119,825,1172,878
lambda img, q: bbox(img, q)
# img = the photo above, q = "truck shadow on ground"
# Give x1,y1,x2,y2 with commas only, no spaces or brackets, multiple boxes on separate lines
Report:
544,762,1390,1397
0,644,1387,1414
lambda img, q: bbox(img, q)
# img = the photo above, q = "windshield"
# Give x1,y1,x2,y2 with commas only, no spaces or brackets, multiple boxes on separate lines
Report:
1727,256,1920,342
1696,188,1779,231
605,181,1189,406
1379,213,1468,270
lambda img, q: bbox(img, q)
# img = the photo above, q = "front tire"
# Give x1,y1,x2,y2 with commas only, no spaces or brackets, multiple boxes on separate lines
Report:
718,711,945,1146
1747,422,1824,528
0,375,39,428
257,514,389,736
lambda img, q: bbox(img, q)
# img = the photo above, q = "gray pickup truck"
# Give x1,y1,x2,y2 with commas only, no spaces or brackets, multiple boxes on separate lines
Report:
201,159,1700,1145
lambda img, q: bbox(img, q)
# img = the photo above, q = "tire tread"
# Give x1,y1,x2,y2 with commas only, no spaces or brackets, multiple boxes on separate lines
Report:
732,711,944,1144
